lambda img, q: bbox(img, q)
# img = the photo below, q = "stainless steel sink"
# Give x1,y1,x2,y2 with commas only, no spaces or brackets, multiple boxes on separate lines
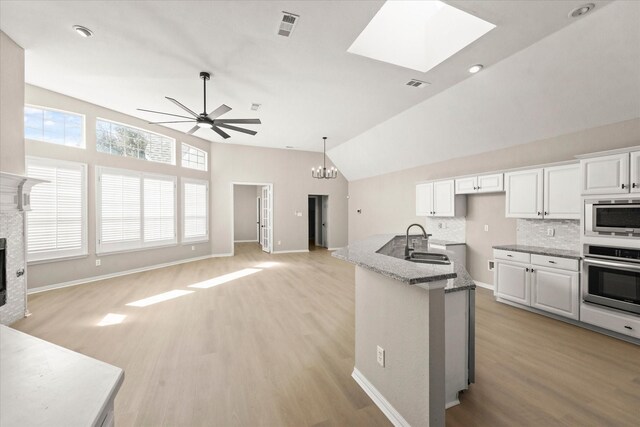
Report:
405,251,451,265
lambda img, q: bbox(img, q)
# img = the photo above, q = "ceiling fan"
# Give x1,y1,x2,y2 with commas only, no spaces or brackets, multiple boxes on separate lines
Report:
137,71,261,139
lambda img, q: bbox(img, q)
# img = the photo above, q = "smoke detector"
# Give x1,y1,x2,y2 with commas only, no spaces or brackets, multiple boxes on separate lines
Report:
405,79,429,88
278,12,299,37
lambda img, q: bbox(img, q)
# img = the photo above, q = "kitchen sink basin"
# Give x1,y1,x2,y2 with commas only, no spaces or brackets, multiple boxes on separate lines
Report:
405,252,451,265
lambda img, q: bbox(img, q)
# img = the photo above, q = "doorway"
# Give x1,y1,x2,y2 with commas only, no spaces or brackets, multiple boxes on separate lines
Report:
232,182,273,254
308,195,328,250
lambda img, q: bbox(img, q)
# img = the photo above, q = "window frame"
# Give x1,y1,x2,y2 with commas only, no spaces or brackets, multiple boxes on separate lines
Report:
181,142,208,171
96,166,177,255
24,104,86,149
95,117,176,165
25,156,88,263
181,177,210,244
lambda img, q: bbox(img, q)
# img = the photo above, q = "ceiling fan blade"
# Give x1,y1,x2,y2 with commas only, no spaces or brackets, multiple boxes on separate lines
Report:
187,125,200,135
148,120,197,124
137,108,194,120
214,118,261,125
166,97,200,118
207,104,232,120
216,123,257,136
211,126,231,139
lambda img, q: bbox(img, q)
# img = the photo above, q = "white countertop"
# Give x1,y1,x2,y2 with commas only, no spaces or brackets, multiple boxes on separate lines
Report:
0,325,124,426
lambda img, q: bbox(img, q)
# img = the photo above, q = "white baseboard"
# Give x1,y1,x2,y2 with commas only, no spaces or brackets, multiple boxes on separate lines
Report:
234,240,258,243
327,247,343,251
351,368,411,427
473,280,494,291
27,252,233,295
271,249,309,254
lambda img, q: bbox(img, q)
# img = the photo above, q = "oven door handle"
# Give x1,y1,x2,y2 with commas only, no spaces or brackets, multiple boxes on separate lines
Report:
584,258,640,272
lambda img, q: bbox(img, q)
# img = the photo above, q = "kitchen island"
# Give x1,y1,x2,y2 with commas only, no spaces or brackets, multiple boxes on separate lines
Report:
333,234,475,427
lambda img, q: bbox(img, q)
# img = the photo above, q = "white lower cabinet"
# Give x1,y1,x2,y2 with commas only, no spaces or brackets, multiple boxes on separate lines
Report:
494,249,580,320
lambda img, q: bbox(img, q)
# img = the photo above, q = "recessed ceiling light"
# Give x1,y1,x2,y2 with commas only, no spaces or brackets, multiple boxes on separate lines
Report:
72,25,93,38
569,4,595,18
468,64,484,74
348,1,495,73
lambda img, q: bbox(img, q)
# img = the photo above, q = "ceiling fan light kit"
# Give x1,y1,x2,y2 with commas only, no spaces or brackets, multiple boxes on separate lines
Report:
138,71,261,139
312,137,338,180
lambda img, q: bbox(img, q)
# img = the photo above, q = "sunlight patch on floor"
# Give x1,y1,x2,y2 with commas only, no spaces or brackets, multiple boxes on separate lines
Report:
97,313,127,326
126,290,194,307
188,268,262,289
254,261,280,268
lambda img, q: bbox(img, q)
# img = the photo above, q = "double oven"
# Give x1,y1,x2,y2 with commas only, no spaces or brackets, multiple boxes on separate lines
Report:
583,198,640,316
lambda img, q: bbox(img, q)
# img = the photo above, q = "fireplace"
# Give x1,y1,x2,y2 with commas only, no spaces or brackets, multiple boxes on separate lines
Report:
0,238,5,307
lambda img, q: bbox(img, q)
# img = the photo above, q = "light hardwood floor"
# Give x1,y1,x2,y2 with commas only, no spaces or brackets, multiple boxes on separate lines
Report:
13,243,640,426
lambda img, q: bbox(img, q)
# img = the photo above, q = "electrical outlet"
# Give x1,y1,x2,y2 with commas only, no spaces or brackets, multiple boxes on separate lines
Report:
376,345,385,367
191,245,195,251
95,259,101,267
547,228,555,237
484,224,489,232
277,240,281,246
438,223,443,229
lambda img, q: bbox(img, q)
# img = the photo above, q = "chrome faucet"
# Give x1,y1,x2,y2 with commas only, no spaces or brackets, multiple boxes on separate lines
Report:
405,223,430,258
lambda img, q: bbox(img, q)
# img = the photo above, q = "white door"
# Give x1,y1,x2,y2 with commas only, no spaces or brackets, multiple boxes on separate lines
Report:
260,186,271,253
416,183,433,216
433,180,455,217
256,196,261,243
477,173,504,193
495,261,530,306
321,196,328,248
630,150,640,194
580,153,630,195
531,267,579,320
454,176,477,194
543,164,580,219
505,169,543,219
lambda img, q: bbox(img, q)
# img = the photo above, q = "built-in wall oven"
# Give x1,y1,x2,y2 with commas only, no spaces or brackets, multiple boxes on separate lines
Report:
583,244,640,315
584,198,640,237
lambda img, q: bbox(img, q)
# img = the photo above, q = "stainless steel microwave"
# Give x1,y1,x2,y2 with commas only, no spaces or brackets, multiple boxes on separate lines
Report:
585,199,640,237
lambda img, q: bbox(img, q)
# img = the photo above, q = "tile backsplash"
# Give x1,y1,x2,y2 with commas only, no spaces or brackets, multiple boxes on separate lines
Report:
425,217,466,242
516,219,580,251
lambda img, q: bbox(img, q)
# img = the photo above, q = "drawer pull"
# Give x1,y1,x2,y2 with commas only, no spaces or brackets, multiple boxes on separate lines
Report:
549,260,556,264
507,254,513,257
624,325,633,330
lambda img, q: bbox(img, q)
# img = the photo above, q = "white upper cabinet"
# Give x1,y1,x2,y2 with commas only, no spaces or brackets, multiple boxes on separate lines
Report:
416,182,433,216
454,176,477,195
416,179,465,217
505,169,543,219
631,150,640,194
455,173,503,194
581,153,630,195
543,164,580,219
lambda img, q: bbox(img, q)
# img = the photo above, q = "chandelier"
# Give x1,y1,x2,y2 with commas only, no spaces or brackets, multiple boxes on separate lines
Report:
311,137,338,179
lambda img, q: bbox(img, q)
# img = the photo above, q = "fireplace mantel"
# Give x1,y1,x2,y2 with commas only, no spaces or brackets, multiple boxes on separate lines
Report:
0,171,47,213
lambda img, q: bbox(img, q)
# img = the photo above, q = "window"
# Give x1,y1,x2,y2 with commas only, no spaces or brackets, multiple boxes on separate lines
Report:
26,157,87,262
24,105,85,148
96,119,175,165
97,167,176,254
181,143,208,171
182,179,209,243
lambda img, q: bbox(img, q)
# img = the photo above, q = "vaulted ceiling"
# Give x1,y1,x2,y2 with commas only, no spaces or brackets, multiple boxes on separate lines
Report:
1,1,638,180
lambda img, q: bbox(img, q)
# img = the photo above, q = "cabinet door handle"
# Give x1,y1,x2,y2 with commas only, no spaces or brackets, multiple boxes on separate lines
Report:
622,183,627,189
537,211,541,216
530,269,535,273
525,268,529,272
633,183,638,188
544,211,548,216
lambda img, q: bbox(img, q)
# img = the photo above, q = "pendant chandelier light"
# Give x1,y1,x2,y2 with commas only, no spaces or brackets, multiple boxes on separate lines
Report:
311,137,338,179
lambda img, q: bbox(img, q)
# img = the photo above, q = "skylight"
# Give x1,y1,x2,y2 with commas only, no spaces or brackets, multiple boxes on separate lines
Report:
347,1,495,73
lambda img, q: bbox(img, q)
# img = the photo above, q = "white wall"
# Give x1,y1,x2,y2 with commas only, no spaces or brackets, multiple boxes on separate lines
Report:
0,31,25,175
233,185,258,242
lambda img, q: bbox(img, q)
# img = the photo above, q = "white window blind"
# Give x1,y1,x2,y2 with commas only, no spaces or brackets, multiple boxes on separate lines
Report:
97,167,176,254
26,157,87,262
181,143,208,171
182,179,209,243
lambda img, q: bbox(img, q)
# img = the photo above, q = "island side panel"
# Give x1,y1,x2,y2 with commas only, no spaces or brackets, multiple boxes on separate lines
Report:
354,266,445,427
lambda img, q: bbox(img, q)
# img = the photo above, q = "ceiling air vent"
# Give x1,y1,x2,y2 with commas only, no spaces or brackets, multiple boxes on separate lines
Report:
278,12,299,37
406,79,430,88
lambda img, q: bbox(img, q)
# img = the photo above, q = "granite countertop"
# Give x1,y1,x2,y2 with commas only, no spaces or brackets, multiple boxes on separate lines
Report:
429,239,466,246
493,244,581,260
332,234,475,293
0,325,124,426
